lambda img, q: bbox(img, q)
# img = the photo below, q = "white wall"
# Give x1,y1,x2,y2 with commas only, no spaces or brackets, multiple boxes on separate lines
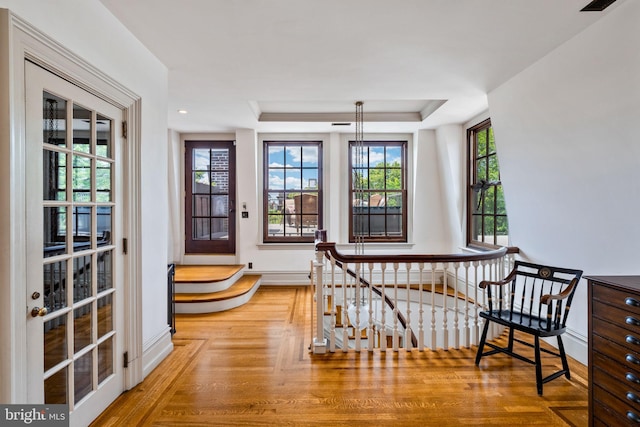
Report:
0,0,169,400
488,0,640,363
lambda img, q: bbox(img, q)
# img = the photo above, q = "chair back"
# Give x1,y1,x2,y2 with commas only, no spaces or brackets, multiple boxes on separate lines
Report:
487,261,583,332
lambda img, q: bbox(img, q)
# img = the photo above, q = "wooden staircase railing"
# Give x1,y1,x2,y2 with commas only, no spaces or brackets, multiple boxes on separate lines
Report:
311,241,518,354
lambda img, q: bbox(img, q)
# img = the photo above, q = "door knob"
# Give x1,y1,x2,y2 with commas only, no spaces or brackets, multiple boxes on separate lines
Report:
31,307,48,317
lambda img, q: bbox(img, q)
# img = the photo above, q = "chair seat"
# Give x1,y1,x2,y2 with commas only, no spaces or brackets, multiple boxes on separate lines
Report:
479,310,566,337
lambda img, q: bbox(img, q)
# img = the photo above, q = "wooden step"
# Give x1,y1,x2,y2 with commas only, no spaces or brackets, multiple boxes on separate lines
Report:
175,274,261,314
174,264,244,294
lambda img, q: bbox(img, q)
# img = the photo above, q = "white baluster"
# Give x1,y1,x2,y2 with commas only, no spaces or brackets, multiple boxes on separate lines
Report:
452,262,460,350
329,256,336,352
368,262,374,352
430,262,437,351
380,263,387,352
463,261,471,348
418,262,424,351
405,262,412,351
393,262,399,351
442,262,449,350
342,261,349,352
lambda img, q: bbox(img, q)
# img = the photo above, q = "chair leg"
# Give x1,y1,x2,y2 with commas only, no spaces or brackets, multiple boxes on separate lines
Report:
475,320,491,365
534,336,543,395
507,327,515,352
557,335,570,379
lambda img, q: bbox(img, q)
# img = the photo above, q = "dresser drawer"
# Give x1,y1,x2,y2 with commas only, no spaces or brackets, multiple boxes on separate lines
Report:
593,385,640,426
593,318,640,354
594,285,640,316
593,366,640,412
593,350,640,387
594,299,640,334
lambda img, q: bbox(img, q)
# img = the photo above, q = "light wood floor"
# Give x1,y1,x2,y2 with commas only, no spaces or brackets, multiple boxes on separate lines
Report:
92,285,588,426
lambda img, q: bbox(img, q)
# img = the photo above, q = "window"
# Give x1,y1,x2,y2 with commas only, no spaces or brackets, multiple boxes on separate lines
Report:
263,141,322,243
349,141,407,243
467,119,508,248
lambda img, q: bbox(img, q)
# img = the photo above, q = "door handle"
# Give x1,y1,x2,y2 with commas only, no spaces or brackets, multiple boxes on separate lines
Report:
31,307,48,317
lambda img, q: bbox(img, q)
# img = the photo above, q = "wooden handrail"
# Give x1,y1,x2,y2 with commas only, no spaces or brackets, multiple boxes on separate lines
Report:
315,242,517,264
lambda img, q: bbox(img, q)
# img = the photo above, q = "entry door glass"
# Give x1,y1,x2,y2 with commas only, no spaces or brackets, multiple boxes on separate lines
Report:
26,61,124,424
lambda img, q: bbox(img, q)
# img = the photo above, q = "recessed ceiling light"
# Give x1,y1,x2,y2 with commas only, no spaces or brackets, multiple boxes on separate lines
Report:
178,109,188,114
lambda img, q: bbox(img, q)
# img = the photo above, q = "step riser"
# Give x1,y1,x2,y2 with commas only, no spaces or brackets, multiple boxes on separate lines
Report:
175,269,244,294
176,281,260,314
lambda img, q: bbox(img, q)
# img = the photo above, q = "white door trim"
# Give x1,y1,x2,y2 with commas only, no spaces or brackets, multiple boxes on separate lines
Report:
0,10,144,402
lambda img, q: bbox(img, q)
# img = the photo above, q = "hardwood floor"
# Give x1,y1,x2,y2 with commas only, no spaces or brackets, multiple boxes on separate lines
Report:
92,285,588,426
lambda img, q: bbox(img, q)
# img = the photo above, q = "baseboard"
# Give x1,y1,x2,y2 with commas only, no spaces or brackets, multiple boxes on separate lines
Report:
256,270,312,285
142,327,174,378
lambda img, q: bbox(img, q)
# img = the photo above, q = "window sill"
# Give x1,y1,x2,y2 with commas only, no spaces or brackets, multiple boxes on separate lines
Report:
256,242,416,251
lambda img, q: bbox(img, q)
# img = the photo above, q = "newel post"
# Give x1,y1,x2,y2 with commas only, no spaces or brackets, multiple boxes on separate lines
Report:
312,231,328,354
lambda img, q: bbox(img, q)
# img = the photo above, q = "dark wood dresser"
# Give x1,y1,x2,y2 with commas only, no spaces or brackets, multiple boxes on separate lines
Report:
588,276,640,426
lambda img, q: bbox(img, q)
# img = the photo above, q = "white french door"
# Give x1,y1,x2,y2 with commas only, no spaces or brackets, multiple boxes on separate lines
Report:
24,61,125,425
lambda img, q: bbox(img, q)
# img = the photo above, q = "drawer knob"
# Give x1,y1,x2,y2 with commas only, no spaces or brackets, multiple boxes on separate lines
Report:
628,411,640,423
627,297,640,307
627,335,640,346
628,316,640,327
628,392,640,404
627,354,640,365
627,372,640,384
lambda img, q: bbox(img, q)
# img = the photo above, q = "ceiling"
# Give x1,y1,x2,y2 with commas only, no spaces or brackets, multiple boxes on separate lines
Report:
98,0,622,134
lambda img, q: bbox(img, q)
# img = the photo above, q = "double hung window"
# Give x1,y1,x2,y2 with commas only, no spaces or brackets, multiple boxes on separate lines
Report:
349,140,407,243
263,141,322,243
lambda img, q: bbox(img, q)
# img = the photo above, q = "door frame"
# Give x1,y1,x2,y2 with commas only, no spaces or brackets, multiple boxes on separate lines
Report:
0,11,143,403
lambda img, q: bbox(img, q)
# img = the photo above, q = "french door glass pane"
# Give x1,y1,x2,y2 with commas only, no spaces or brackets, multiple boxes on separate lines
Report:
73,104,91,153
43,149,66,201
97,250,113,292
44,260,67,312
74,351,93,404
98,338,113,384
73,255,92,302
96,114,111,158
72,155,92,202
72,207,92,251
44,367,68,404
74,305,92,353
44,207,67,256
44,315,68,371
96,160,112,202
98,294,113,337
43,92,67,147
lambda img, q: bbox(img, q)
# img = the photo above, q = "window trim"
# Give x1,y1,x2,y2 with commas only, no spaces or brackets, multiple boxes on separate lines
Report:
466,118,508,249
348,140,408,243
262,140,323,244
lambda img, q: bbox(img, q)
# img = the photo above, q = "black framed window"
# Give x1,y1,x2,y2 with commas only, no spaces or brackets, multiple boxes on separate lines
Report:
349,140,407,243
263,141,322,243
467,119,508,248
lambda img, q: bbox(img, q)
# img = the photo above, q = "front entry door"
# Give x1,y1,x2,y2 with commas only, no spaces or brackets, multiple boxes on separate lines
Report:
184,140,236,254
25,61,126,425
